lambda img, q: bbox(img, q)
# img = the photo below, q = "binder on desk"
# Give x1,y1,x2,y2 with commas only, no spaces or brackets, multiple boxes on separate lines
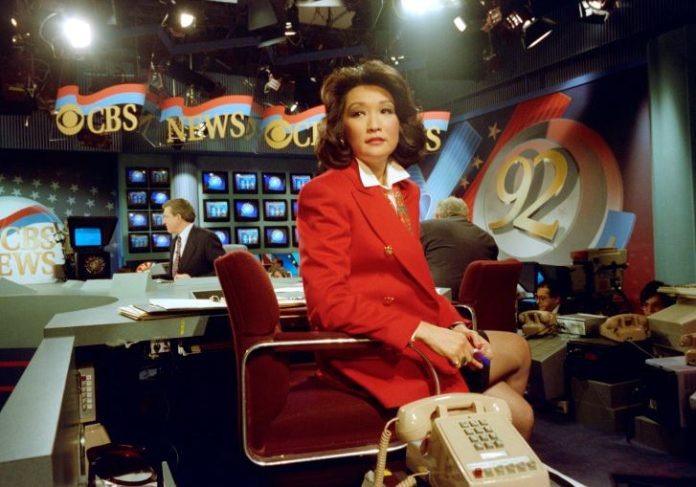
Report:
118,298,227,321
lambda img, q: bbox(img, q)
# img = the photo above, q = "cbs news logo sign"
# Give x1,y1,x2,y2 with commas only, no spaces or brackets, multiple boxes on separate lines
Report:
55,103,139,136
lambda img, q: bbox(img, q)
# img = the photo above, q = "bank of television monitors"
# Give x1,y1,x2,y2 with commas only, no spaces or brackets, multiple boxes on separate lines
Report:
265,226,289,248
234,199,260,222
127,212,149,231
290,173,311,194
291,199,298,220
292,225,299,247
213,228,231,245
233,172,258,194
151,233,172,251
126,190,148,209
202,171,228,194
150,212,165,230
235,227,260,248
203,199,230,222
262,173,286,194
263,200,288,221
73,227,103,248
149,168,170,187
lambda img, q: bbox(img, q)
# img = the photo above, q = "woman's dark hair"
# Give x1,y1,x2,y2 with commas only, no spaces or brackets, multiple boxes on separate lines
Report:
315,59,427,171
640,280,674,306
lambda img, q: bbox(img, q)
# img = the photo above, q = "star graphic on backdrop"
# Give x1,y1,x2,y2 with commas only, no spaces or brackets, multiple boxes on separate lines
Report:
12,188,21,196
488,122,501,140
86,199,95,208
32,179,41,187
106,202,114,211
50,181,60,190
67,196,76,205
90,186,98,195
13,176,23,184
459,178,470,189
70,184,79,192
65,209,73,217
30,191,39,199
48,194,57,202
472,156,484,168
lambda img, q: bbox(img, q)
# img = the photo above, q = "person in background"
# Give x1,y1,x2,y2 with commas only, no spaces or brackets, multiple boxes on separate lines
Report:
420,196,498,296
535,279,567,314
640,280,674,316
268,258,291,278
136,198,224,279
297,59,533,439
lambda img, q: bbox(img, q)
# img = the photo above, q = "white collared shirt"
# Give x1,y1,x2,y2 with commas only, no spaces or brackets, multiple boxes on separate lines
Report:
176,222,194,256
356,158,411,209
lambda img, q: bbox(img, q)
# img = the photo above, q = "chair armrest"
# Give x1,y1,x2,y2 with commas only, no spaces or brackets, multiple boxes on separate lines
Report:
452,303,478,331
245,331,379,358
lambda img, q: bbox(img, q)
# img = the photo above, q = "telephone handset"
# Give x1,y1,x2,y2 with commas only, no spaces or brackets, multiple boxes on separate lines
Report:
396,393,549,487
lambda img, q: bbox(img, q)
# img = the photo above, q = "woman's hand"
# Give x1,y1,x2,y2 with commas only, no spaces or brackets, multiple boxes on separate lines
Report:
413,321,486,369
452,326,493,366
136,261,153,273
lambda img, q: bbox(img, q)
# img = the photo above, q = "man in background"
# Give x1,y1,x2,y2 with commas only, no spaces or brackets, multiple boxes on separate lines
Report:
420,196,498,296
137,198,224,279
640,280,674,316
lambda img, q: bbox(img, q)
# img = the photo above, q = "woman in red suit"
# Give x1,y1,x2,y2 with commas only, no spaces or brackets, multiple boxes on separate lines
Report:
297,60,533,438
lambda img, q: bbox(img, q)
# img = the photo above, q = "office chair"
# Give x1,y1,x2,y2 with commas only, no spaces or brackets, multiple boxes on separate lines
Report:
214,251,403,466
456,258,523,333
222,243,248,253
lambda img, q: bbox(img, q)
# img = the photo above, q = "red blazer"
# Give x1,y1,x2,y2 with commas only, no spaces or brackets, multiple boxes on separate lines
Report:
297,161,469,409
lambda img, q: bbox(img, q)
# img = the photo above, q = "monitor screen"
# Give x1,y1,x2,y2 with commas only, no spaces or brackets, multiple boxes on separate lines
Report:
73,227,102,248
149,168,170,187
202,171,229,194
128,233,150,253
126,168,148,187
291,199,298,220
292,225,299,247
151,232,172,251
264,226,289,248
213,228,231,245
234,199,260,222
262,173,286,194
235,226,260,248
127,211,149,230
233,172,258,194
290,173,312,194
263,200,288,221
203,199,230,222
150,190,171,208
150,211,165,230
127,190,148,209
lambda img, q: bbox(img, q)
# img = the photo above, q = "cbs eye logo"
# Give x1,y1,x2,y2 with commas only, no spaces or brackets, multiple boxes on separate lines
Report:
55,104,85,136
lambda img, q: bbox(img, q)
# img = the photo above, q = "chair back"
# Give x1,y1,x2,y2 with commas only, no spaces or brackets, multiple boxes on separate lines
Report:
214,251,290,450
457,258,523,332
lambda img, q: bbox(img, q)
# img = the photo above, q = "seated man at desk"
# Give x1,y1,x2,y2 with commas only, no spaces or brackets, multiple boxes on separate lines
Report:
535,279,572,314
137,198,224,279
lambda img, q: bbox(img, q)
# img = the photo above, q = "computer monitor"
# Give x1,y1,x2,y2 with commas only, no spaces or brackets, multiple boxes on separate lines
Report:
291,199,298,220
235,226,260,248
213,228,231,245
150,211,165,230
263,200,288,221
149,168,170,187
68,216,117,250
151,232,172,251
233,199,260,222
264,226,289,248
127,211,149,231
149,189,170,208
290,173,311,194
203,199,230,222
202,171,229,194
128,233,150,253
126,168,148,187
292,225,299,247
262,173,287,194
233,172,258,194
126,190,148,209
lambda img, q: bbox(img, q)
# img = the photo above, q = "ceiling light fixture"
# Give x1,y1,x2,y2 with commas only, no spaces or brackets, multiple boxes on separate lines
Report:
179,12,196,29
522,17,555,49
578,0,615,24
62,16,92,49
453,16,466,32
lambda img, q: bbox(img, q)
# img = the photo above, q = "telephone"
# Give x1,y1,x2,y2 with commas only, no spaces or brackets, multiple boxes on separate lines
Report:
599,313,650,342
396,393,550,487
679,333,696,366
518,310,558,338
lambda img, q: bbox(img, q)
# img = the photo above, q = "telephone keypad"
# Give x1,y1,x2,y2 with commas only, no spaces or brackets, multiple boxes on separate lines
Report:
459,418,504,452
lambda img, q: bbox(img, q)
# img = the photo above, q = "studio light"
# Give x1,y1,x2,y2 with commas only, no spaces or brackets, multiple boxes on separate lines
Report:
179,12,196,29
453,16,467,32
522,17,555,49
263,68,281,93
578,0,614,24
62,16,92,49
400,0,461,15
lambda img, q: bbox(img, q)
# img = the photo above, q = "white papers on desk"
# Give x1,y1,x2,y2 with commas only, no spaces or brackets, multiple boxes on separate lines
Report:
274,285,305,293
148,298,227,311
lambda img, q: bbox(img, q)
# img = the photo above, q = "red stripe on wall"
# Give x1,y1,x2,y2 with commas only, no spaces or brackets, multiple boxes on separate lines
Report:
0,386,14,392
0,361,31,367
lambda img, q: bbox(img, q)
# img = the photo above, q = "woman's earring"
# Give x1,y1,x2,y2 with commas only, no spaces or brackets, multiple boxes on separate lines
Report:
339,137,345,146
